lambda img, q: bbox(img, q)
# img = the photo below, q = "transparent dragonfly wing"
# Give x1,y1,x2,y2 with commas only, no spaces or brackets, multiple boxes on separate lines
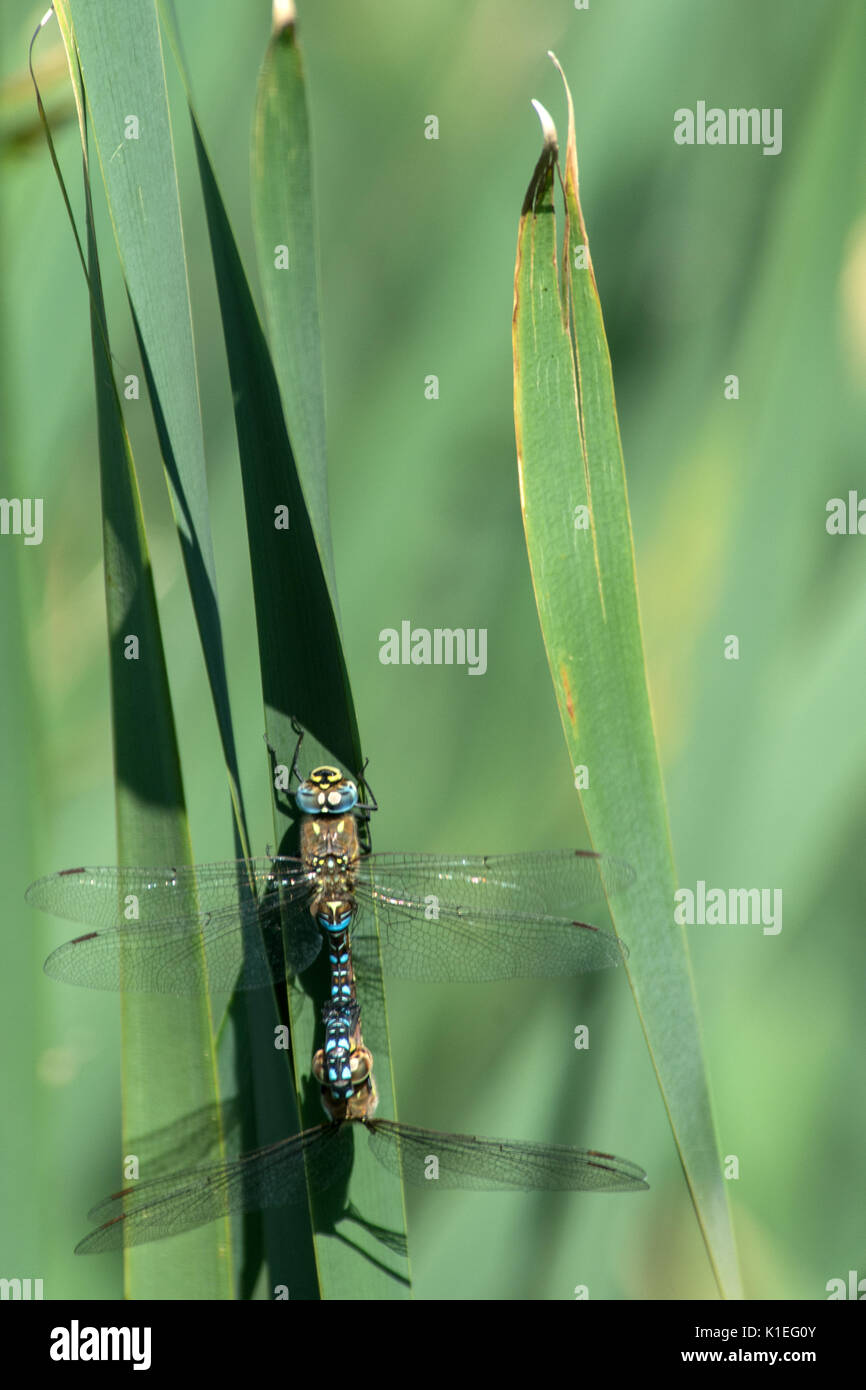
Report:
349,963,389,1049
126,1098,243,1176
364,1119,648,1193
26,860,322,993
27,849,635,991
350,850,633,981
358,850,634,916
75,1123,352,1253
75,1115,647,1251
353,907,625,981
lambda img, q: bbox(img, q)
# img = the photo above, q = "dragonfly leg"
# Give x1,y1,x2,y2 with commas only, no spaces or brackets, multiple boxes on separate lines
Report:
262,727,304,818
356,756,379,815
288,717,307,788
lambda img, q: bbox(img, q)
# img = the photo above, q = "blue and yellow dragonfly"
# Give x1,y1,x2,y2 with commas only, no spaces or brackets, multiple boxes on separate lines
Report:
74,990,648,1254
26,766,633,995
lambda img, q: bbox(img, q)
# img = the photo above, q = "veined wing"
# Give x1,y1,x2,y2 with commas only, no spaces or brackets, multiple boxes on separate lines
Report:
365,1119,648,1192
27,859,322,992
352,905,625,981
349,854,629,982
76,1123,352,1253
126,1098,243,1175
26,859,313,927
357,850,634,917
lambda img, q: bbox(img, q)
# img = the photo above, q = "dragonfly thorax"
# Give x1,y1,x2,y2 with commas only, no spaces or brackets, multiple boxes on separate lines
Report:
313,851,349,874
308,845,357,914
300,812,361,926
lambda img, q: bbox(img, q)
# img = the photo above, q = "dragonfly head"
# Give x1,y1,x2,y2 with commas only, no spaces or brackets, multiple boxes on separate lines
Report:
295,765,359,816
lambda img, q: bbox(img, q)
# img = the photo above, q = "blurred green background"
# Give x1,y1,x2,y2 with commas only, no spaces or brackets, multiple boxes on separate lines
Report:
2,0,865,1299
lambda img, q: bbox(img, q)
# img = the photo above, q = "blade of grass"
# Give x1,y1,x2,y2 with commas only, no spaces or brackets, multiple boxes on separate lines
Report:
51,0,269,1294
56,0,248,841
0,390,38,1282
52,0,408,1297
252,5,336,601
178,3,409,1296
512,60,741,1299
41,10,232,1299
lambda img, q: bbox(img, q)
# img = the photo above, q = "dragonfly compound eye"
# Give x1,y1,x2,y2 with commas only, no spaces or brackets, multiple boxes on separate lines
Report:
296,768,360,816
350,1047,373,1084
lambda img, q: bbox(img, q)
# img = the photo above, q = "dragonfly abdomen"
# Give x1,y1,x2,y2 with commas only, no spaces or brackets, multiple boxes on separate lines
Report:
313,1001,378,1121
321,910,355,1007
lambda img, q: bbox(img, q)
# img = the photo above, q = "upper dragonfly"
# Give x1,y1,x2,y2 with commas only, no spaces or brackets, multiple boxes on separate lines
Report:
26,763,634,995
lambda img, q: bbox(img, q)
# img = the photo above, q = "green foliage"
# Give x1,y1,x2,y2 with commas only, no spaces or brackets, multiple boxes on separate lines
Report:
513,61,738,1297
3,0,864,1301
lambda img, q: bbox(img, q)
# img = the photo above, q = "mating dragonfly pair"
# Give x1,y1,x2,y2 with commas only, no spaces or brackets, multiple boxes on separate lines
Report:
28,755,648,1252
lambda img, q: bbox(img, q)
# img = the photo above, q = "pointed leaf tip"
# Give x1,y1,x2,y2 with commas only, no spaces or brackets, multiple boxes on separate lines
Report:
546,52,578,191
530,98,558,151
272,0,296,34
521,102,559,215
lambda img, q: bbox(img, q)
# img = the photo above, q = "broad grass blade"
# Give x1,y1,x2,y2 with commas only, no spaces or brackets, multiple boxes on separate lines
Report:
512,59,741,1299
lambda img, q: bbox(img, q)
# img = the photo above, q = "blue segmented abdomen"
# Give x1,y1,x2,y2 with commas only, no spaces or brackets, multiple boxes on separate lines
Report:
320,907,356,1006
329,975,352,1004
314,901,359,1094
322,1001,358,1097
327,937,353,1003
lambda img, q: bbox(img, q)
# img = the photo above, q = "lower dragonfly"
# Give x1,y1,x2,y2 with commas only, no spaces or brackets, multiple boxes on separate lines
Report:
75,997,648,1253
26,753,633,995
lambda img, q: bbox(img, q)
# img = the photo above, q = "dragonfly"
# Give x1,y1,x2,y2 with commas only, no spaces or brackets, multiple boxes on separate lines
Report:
26,764,634,998
74,998,648,1254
